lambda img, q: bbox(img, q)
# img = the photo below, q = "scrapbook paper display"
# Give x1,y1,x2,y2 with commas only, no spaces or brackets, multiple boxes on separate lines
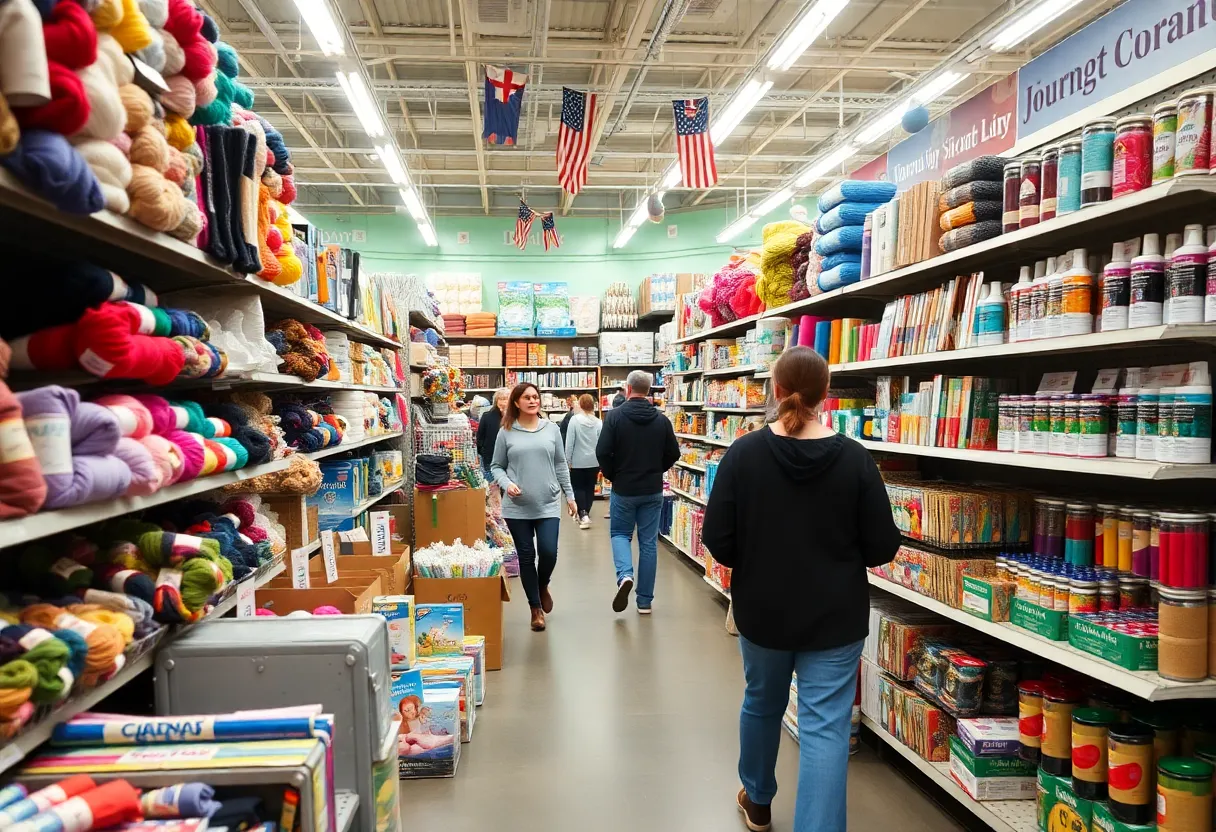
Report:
496,282,534,335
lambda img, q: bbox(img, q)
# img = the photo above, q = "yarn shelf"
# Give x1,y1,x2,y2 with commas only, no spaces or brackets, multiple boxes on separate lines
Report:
304,431,405,461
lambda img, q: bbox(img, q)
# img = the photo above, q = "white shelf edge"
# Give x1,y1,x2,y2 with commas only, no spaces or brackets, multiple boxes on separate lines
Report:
673,432,733,447
703,575,731,599
335,791,360,832
867,573,1216,701
670,487,707,506
672,401,706,407
660,533,708,575
705,406,767,414
305,431,405,461
346,480,405,517
703,365,763,377
675,461,707,473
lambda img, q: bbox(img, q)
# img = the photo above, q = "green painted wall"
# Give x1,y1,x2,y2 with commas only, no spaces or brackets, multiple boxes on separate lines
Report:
308,200,815,311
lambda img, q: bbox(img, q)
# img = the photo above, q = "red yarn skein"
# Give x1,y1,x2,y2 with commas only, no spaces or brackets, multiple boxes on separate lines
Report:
43,1,98,70
10,322,79,372
15,64,90,136
73,303,184,385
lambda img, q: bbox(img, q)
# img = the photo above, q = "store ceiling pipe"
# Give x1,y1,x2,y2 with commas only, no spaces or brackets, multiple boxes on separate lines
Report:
604,0,695,138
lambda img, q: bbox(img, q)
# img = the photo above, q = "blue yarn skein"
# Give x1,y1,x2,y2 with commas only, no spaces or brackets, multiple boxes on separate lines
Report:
215,43,240,78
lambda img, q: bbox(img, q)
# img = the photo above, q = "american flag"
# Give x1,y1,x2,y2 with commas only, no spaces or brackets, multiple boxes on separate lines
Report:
542,212,559,251
672,97,718,189
514,201,537,250
557,87,597,195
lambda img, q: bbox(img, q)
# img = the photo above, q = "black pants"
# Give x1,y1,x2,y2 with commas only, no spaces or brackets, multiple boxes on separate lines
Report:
569,467,599,518
505,517,559,609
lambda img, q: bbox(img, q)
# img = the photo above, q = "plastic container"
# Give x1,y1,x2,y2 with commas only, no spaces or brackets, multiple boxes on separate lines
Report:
1166,224,1208,324
1082,117,1117,205
1077,394,1109,459
1129,233,1166,328
1158,385,1177,464
1009,265,1032,342
1018,680,1045,764
1135,387,1160,461
1115,388,1140,458
1057,138,1083,215
1153,101,1179,182
1158,588,1209,682
1046,258,1066,339
1073,707,1118,800
1174,379,1213,465
1175,86,1213,175
1132,512,1153,577
1020,155,1042,228
1205,225,1216,323
1032,396,1051,454
975,279,1007,346
1100,241,1133,331
1061,248,1094,336
1065,502,1095,565
1016,394,1034,453
1158,512,1211,589
1041,145,1059,221
1108,722,1156,824
1113,114,1152,197
1156,756,1214,830
1049,395,1067,456
1041,684,1082,776
1002,161,1022,233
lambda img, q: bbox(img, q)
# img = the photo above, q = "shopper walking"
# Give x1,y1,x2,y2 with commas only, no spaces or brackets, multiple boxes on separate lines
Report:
558,395,576,443
564,394,602,529
596,370,679,614
701,346,899,832
476,388,507,480
491,383,577,632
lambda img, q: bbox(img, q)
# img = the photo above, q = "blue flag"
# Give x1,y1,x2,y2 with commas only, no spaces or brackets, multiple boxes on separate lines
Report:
483,65,527,145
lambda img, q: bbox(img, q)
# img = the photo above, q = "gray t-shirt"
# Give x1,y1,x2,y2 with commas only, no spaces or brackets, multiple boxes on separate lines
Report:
491,420,575,520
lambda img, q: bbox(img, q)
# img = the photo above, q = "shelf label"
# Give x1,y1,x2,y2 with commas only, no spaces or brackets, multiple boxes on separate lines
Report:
290,545,310,589
236,579,256,618
1093,368,1121,393
370,511,392,555
1037,371,1077,393
322,531,339,584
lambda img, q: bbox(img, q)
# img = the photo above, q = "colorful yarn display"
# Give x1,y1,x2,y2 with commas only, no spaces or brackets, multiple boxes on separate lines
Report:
23,780,143,831
0,775,97,826
19,605,123,686
756,220,809,308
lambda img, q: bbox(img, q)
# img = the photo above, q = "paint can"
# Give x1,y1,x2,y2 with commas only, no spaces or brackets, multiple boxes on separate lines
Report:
1082,117,1117,205
1057,138,1083,215
1154,101,1178,182
1113,114,1152,197
1175,87,1213,175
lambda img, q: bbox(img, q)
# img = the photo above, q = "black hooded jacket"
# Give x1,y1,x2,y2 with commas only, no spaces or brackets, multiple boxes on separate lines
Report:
596,397,680,497
701,427,900,651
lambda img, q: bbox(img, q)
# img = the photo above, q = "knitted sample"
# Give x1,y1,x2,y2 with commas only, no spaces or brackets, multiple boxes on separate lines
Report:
819,251,862,272
938,220,1002,253
939,155,1006,190
756,220,807,309
939,200,1002,231
219,453,320,495
817,261,863,292
938,180,1003,212
815,201,888,234
813,224,864,256
818,180,896,213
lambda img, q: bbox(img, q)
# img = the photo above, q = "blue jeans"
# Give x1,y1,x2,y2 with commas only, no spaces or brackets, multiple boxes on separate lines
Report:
609,492,664,608
738,635,863,832
505,517,560,609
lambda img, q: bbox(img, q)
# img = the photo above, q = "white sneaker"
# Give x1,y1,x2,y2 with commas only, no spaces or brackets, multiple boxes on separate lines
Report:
579,516,591,529
637,606,652,615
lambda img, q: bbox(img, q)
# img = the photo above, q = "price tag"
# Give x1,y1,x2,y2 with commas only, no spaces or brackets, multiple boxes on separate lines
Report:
370,511,392,555
322,531,339,585
1092,368,1121,393
1037,371,1077,393
291,545,311,589
236,579,256,618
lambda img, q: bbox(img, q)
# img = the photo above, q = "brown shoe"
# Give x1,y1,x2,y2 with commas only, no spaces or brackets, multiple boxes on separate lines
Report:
737,788,771,831
540,586,554,614
530,608,546,631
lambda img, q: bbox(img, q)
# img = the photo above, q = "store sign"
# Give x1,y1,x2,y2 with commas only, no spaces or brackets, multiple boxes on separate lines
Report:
1016,0,1216,140
885,76,1018,189
851,153,889,181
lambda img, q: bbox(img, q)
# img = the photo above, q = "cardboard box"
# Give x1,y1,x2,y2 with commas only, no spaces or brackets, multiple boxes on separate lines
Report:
961,575,1014,622
956,717,1022,757
308,550,411,595
1092,801,1156,832
1038,769,1093,832
413,575,510,671
950,756,1036,801
413,487,486,549
948,735,1035,778
262,495,319,550
256,577,382,615
374,595,415,668
1068,616,1158,671
1010,598,1068,640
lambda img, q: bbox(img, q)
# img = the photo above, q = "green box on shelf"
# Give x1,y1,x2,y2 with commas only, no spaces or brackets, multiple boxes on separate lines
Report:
961,575,1012,622
1067,617,1158,671
1038,769,1094,832
1011,598,1068,640
1092,801,1156,832
948,735,1035,778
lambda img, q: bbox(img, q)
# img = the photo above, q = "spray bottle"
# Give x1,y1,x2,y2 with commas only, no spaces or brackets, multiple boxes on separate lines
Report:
1129,233,1165,328
1166,224,1207,324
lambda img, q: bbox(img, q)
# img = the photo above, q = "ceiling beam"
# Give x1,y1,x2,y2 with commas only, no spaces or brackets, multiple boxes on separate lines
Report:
458,0,490,212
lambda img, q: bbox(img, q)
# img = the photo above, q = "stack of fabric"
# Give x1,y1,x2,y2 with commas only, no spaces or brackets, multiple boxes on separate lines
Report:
813,180,896,292
465,312,496,337
442,314,466,335
937,155,1005,253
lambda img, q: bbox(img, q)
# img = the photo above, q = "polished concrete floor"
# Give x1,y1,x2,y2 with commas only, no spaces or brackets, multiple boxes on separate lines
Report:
401,514,962,831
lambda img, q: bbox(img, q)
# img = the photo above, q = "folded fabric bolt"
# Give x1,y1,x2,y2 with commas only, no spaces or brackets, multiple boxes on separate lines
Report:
815,201,889,234
939,200,1002,231
939,219,1002,253
817,180,896,214
939,155,1007,190
818,251,862,272
814,224,864,257
938,179,1003,212
817,261,863,292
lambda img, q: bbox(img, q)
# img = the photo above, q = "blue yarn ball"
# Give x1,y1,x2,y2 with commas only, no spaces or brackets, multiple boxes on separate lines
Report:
902,106,930,134
215,43,240,79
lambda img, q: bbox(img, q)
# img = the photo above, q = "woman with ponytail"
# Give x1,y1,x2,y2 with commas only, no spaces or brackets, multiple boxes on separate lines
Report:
700,345,899,832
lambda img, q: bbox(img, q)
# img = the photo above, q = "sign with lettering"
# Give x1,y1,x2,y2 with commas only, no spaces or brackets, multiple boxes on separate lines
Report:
290,545,310,589
370,511,392,555
321,531,339,584
236,578,256,618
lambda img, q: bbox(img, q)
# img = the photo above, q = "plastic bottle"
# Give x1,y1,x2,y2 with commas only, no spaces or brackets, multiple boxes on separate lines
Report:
1100,241,1132,331
976,279,1008,346
1128,234,1165,328
1165,224,1207,324
1205,225,1216,322
1029,258,1053,340
1010,266,1032,342
1174,363,1213,464
1045,254,1067,339
1157,385,1175,463
1061,248,1094,336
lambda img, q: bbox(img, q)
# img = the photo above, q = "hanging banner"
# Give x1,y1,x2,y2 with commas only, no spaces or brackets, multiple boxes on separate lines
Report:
885,76,1018,189
851,153,889,181
1016,0,1216,142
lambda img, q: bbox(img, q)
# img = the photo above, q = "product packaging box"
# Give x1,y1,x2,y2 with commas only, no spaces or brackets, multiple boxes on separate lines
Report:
416,657,476,742
262,495,319,550
373,595,416,669
392,669,460,779
415,603,465,657
310,550,411,595
956,717,1022,756
338,505,412,558
413,575,511,671
256,577,382,615
1038,769,1093,832
1010,598,1068,641
463,635,486,706
1091,801,1156,832
413,487,486,549
496,281,534,336
1068,616,1158,671
961,575,1014,622
948,735,1036,801
311,461,365,517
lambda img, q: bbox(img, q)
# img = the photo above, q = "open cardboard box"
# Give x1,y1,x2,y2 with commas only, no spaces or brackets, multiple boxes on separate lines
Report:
262,495,320,550
413,574,510,670
414,487,485,549
256,576,382,615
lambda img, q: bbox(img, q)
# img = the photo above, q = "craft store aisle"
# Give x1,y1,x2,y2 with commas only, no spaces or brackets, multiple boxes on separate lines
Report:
403,518,961,831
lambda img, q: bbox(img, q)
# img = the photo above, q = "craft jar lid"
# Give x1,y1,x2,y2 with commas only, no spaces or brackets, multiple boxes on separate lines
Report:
1109,722,1155,744
1132,708,1180,731
1115,114,1152,129
1043,683,1085,703
1060,137,1083,151
1074,706,1118,726
1154,100,1178,115
1159,587,1209,604
1084,116,1118,130
1158,757,1215,782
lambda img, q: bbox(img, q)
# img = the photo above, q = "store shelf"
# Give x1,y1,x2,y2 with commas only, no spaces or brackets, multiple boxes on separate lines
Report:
444,334,599,341
703,365,762,378
670,487,707,506
705,406,767,414
862,441,1216,480
464,388,500,393
675,312,766,344
409,309,443,333
538,386,598,392
673,432,733,447
660,532,704,569
240,373,402,394
703,575,731,599
638,310,675,322
675,461,707,473
508,365,598,370
601,363,664,368
305,431,404,461
335,791,360,832
459,365,506,370
349,480,405,516
832,324,1216,374
671,401,706,407
867,573,1216,701
860,716,1037,832
240,278,401,350
667,368,703,376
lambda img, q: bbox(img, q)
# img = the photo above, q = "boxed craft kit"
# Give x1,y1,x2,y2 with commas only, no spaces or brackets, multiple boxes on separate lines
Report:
373,595,416,669
415,603,465,657
392,670,459,779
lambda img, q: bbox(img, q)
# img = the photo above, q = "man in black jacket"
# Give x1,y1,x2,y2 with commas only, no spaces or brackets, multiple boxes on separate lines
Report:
475,388,507,479
596,370,680,614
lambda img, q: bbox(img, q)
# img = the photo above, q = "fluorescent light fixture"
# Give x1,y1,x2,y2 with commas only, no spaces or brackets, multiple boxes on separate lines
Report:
856,106,908,146
716,214,758,244
710,78,774,146
285,204,310,226
987,0,1084,52
767,0,851,71
399,187,426,221
752,187,794,218
336,71,384,138
794,144,857,187
627,199,650,228
417,220,437,247
913,71,968,105
376,144,408,185
662,164,682,189
291,0,344,55
613,224,638,249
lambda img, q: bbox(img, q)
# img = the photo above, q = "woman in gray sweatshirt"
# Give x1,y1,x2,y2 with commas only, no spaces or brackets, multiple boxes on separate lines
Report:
491,382,576,631
564,394,602,529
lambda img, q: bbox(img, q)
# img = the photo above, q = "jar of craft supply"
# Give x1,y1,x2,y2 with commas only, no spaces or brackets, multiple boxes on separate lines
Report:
1133,709,1181,764
1118,507,1136,572
1113,115,1153,197
1154,101,1179,182
1015,561,1033,602
1042,573,1063,610
1158,386,1177,463
1131,512,1153,577
1020,155,1042,228
1065,503,1095,566
1026,564,1043,606
1175,87,1214,175
1042,684,1083,776
997,394,1015,451
1062,267,1095,337
1018,680,1045,764
1049,395,1067,455
1016,395,1034,452
1082,117,1118,205
1032,396,1052,454
1151,513,1163,582
1077,395,1109,458
1057,138,1083,215
1121,574,1151,608
1054,573,1071,612
1029,273,1049,340
1116,391,1140,458
1184,722,1216,758
1158,587,1209,682
1102,252,1132,332
1109,722,1156,825
1157,757,1214,831
1135,387,1160,461
1036,498,1066,558
1002,161,1022,232
1073,707,1118,800
1070,576,1100,615
995,554,1009,581
1159,513,1210,589
1046,270,1065,339
1097,504,1120,568
1062,395,1082,456
1210,588,1216,680
1100,576,1120,611
1174,381,1213,465
1041,145,1059,220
